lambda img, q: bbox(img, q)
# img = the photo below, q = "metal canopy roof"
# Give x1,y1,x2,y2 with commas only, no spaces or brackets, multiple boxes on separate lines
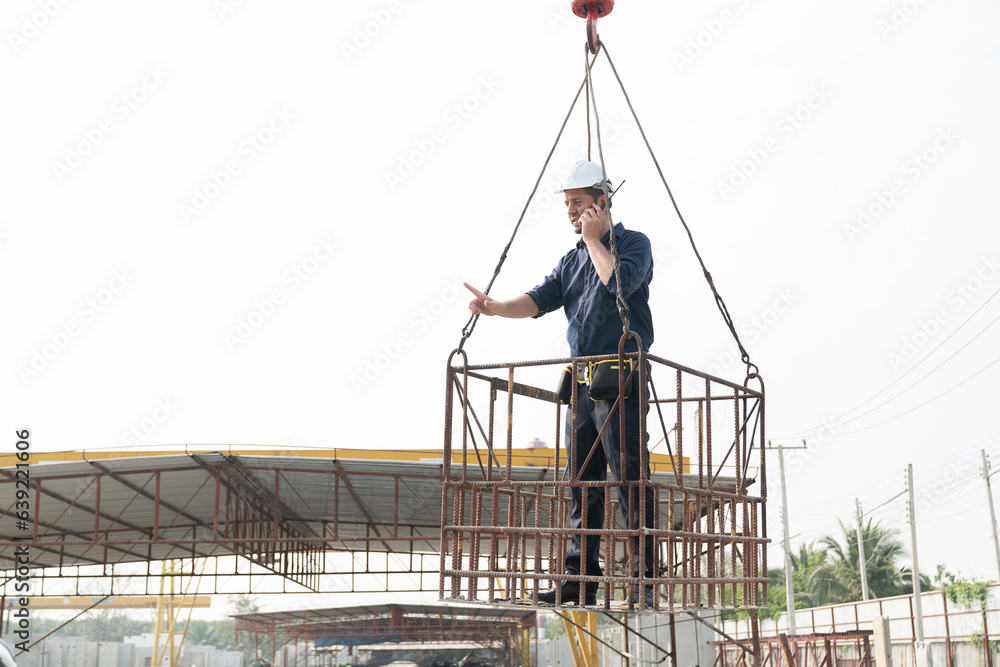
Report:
0,452,447,587
232,602,536,646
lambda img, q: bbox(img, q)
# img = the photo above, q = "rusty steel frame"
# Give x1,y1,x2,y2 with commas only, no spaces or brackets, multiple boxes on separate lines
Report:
232,604,535,666
0,453,450,596
714,630,874,667
438,349,768,619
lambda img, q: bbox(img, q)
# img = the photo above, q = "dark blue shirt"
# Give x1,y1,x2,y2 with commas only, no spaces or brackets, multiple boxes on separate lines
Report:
526,222,654,357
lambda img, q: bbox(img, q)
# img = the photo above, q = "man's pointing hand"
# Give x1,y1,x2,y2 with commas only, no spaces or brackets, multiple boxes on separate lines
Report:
462,283,508,316
465,283,499,316
464,285,539,318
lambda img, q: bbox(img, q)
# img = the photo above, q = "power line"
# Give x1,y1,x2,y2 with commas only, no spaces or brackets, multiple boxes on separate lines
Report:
862,490,906,516
790,471,906,516
776,284,1000,440
779,439,1000,558
780,431,1000,494
815,309,1000,435
922,495,994,523
821,352,1000,439
913,432,1000,471
920,480,997,515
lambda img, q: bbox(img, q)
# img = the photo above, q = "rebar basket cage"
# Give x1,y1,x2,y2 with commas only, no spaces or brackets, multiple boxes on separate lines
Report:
438,350,768,612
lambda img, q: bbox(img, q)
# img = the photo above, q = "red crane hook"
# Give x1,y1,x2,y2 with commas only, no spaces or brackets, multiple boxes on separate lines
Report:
572,0,614,54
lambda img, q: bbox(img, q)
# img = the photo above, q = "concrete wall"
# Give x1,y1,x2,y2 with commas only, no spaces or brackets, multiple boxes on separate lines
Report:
533,612,714,666
718,585,1000,667
8,636,239,667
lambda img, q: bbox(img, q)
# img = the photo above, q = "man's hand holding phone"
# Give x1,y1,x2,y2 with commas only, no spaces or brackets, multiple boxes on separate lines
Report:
579,202,608,245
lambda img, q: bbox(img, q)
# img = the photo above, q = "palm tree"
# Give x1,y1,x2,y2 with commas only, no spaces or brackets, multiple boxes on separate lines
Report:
788,542,829,608
806,518,912,604
763,542,827,618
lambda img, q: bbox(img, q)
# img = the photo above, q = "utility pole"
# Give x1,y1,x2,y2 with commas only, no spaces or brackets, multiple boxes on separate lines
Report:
767,440,806,635
983,449,1000,583
778,444,796,635
855,499,870,601
907,464,925,644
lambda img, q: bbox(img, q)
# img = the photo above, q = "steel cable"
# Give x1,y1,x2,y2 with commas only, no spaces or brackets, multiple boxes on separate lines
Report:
584,41,630,334
456,49,602,352
600,42,755,374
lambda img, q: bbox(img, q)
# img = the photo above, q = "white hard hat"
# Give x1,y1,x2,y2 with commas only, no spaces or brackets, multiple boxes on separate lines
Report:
555,160,612,194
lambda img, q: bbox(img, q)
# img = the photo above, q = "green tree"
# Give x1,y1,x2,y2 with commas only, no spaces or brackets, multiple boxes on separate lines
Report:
222,595,271,665
761,542,827,619
937,569,999,666
74,610,149,642
185,619,223,648
806,518,916,605
227,594,260,615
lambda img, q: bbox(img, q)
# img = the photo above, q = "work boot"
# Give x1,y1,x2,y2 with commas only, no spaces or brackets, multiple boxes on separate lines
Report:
537,581,598,605
633,584,655,608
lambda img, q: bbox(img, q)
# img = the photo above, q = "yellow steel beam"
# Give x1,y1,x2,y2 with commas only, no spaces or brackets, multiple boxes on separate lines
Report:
3,596,210,610
0,447,687,473
587,612,598,666
519,628,531,665
558,612,585,667
558,610,601,667
152,560,204,667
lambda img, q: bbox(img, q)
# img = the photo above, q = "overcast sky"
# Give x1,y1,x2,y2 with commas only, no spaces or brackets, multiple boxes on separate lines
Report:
4,0,1000,607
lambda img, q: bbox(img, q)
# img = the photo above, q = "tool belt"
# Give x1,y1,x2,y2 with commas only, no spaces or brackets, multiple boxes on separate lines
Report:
557,357,637,404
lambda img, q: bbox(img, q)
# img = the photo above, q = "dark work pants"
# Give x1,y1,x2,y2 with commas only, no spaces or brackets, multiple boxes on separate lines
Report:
563,382,656,580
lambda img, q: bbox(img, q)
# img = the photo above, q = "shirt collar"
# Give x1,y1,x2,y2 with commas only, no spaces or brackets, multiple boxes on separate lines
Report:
577,222,625,249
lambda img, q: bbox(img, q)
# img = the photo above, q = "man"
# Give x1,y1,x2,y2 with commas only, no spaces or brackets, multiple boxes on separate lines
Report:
465,160,657,606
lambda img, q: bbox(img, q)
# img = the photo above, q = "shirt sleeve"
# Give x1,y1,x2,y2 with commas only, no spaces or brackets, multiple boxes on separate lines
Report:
605,231,652,299
525,261,565,319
